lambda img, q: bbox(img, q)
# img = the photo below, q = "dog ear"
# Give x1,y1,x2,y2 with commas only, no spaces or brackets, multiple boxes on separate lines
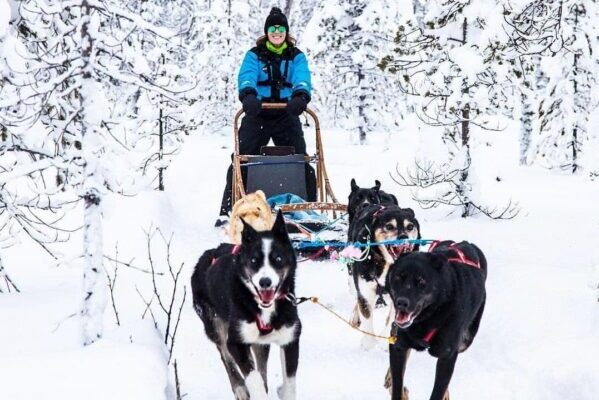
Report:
271,210,289,240
427,253,446,270
350,178,358,192
390,194,399,205
374,180,381,190
402,207,415,218
241,217,258,244
255,190,267,201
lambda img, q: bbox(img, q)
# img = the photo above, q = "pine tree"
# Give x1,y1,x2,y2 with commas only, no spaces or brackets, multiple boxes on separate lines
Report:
531,0,597,173
504,0,563,165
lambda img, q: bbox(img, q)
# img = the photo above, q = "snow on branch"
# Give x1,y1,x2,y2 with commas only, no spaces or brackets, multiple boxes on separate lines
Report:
0,255,19,293
391,157,520,220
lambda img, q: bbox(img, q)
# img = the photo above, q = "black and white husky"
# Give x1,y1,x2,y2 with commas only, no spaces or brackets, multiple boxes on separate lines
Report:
191,211,300,400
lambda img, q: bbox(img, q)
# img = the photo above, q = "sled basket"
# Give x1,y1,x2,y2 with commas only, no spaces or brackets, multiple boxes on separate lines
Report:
231,104,348,260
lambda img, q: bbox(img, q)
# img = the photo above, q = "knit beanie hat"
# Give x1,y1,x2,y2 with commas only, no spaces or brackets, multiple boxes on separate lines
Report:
264,7,289,35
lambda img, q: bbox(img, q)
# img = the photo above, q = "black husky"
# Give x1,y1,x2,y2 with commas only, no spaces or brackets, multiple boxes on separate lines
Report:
347,204,420,349
191,211,300,400
347,178,399,224
385,240,487,400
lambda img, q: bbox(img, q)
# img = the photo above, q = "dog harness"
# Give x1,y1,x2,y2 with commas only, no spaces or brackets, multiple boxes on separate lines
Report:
210,245,241,266
371,204,387,220
415,241,480,345
422,328,438,344
254,291,292,334
256,314,274,334
428,241,481,269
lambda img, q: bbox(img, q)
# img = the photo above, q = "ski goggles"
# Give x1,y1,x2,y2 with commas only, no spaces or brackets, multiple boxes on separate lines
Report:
267,25,287,34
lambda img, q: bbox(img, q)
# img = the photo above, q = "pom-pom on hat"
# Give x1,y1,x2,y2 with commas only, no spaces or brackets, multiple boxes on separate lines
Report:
264,7,289,35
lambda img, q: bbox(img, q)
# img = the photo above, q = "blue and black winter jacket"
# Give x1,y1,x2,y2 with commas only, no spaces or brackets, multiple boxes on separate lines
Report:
238,42,312,103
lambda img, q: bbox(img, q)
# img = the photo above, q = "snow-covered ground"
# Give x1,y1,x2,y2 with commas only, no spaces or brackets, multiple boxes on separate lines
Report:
1,121,598,399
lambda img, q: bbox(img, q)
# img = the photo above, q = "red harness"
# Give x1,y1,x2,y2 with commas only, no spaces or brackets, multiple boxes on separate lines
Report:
256,314,274,334
371,204,387,220
422,328,438,343
210,244,241,266
254,291,290,334
428,241,480,269
419,241,480,344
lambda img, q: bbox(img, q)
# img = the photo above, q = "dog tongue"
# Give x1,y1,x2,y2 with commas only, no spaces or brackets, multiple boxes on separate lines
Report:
389,244,410,259
259,289,276,304
395,310,413,325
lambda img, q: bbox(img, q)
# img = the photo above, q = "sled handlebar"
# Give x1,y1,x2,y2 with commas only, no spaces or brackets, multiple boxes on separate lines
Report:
260,103,286,109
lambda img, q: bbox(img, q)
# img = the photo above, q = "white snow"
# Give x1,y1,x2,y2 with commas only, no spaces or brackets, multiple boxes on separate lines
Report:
1,1,599,399
1,121,598,399
0,0,9,39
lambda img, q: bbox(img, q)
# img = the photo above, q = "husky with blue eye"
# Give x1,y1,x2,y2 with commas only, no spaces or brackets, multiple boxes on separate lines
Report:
191,211,300,400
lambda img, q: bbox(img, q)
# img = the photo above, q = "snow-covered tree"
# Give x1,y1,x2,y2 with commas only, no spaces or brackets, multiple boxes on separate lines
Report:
119,0,199,190
304,0,406,143
0,0,78,262
504,0,564,165
190,0,261,134
381,0,517,218
1,0,193,344
529,0,598,173
288,0,321,39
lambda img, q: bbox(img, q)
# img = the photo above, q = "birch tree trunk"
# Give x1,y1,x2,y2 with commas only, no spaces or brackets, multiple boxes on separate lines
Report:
459,17,472,217
80,0,107,346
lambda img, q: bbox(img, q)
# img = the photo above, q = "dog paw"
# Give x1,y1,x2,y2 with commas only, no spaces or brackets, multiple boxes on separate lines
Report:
349,306,361,328
277,384,295,400
383,367,392,390
234,385,250,400
360,335,377,350
383,369,410,400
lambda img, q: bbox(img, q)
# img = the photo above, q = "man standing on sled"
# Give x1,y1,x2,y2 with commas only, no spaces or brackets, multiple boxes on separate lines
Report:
216,7,314,227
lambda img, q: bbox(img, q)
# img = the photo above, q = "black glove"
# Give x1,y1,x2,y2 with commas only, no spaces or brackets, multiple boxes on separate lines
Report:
286,93,308,116
242,94,261,117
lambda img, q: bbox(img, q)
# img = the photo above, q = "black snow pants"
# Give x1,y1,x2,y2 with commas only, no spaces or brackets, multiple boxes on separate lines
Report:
219,110,316,216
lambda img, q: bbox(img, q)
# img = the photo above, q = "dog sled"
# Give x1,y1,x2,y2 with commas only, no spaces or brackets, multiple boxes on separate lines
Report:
232,103,348,259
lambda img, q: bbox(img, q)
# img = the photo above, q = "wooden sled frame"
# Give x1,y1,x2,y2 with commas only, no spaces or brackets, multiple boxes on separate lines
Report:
232,103,347,214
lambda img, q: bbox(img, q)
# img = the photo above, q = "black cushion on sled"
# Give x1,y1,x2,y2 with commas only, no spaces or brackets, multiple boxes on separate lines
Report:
260,146,295,156
245,154,307,200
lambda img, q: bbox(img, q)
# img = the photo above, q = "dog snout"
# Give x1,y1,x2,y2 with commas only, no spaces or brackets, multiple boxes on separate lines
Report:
398,234,408,240
395,297,410,311
259,277,272,288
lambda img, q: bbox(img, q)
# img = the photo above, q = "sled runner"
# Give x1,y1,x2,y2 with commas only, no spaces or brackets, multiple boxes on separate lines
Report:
232,103,348,259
